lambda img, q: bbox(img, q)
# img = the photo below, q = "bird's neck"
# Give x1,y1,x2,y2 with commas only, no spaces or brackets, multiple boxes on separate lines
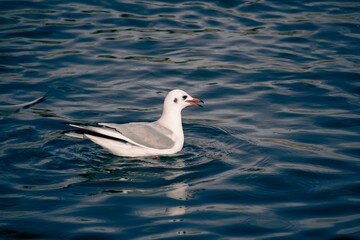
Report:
157,107,183,136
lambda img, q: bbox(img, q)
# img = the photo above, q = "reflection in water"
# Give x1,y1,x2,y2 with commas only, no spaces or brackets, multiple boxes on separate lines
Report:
165,206,186,217
81,156,191,217
166,183,189,201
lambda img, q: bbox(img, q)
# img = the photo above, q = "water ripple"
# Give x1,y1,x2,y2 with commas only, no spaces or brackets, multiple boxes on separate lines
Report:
1,0,360,239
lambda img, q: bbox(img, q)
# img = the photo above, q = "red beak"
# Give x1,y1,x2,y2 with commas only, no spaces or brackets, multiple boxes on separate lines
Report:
186,98,204,107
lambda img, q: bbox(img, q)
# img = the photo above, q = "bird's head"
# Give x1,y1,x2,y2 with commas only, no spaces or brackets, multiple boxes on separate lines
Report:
165,89,203,110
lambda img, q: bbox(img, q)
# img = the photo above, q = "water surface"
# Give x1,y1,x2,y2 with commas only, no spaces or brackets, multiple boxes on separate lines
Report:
1,0,360,239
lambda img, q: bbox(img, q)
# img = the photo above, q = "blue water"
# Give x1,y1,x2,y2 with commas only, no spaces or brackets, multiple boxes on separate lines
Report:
1,0,360,239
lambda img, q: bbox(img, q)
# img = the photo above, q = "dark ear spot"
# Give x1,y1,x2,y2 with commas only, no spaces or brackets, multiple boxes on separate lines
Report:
174,98,178,103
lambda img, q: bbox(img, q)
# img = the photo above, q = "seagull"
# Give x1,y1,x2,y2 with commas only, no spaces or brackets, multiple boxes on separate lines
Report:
66,89,203,157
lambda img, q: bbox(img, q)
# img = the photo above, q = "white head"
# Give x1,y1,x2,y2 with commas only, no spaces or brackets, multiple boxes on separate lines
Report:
163,89,203,111
157,89,203,134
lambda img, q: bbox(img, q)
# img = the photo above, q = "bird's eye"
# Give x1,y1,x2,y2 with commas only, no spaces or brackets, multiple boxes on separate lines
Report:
182,95,187,100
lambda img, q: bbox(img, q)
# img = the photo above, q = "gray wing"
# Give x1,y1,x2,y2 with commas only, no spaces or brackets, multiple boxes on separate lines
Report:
100,122,175,149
